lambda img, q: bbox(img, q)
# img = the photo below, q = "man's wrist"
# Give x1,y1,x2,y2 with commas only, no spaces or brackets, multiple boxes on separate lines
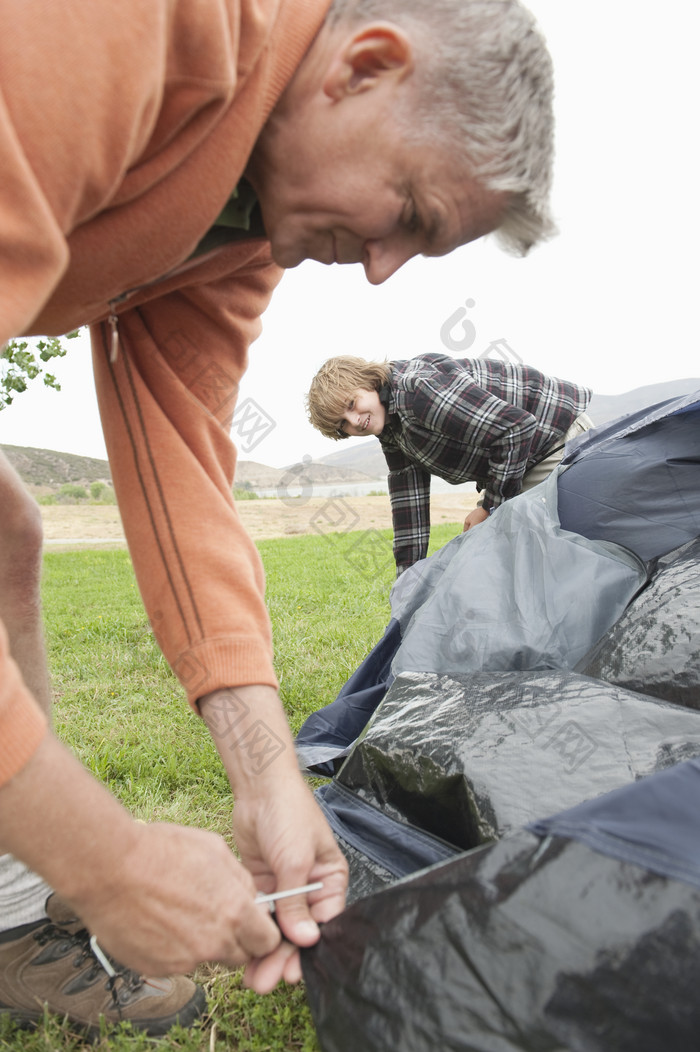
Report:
199,685,299,795
0,731,140,905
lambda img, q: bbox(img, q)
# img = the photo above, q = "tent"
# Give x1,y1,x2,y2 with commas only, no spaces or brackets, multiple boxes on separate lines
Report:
297,393,700,1051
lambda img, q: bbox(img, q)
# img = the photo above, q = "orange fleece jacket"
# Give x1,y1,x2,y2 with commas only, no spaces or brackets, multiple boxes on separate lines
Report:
0,0,330,787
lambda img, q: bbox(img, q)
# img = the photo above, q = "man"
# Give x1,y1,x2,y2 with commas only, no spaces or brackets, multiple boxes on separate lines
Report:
0,0,555,1032
307,352,591,573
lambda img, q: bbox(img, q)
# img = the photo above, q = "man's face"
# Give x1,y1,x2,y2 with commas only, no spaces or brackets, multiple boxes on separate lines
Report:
339,388,387,437
251,86,506,285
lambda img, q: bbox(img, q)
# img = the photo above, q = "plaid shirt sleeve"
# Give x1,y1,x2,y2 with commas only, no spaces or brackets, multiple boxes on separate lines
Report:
410,369,539,512
382,443,432,573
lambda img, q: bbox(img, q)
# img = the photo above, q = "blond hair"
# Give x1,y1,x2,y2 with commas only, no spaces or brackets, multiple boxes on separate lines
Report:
306,356,392,439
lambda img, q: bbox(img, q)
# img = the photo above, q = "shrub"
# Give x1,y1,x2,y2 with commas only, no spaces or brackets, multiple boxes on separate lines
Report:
58,483,88,502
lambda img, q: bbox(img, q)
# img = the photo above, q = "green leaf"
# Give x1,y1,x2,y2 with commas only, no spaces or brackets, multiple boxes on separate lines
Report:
0,330,84,409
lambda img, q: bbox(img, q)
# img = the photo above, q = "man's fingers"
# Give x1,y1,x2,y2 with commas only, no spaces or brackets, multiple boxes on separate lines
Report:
244,940,299,994
269,889,319,947
273,867,347,945
227,900,283,963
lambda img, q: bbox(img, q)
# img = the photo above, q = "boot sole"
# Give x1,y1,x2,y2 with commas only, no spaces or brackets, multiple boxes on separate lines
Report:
0,984,207,1039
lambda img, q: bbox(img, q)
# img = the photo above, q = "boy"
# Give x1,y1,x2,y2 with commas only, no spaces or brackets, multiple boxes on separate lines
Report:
306,353,592,573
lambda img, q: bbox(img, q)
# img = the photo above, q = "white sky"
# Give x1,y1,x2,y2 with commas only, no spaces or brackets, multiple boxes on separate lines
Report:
1,0,698,467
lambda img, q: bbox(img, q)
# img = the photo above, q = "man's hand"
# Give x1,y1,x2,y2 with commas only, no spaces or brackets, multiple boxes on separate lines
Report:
233,770,348,993
0,732,282,976
463,506,489,531
200,686,348,993
79,822,283,977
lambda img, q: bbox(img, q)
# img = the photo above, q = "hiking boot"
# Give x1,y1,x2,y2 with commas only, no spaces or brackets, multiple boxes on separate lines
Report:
0,894,207,1037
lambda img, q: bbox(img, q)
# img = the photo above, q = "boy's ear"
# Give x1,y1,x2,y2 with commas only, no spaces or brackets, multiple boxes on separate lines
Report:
323,22,413,99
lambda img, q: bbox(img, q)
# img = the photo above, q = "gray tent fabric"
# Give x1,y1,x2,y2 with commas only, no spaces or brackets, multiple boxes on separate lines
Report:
392,470,647,679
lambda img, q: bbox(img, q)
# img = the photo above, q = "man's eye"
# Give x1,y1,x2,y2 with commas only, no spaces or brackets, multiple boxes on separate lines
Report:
405,207,420,234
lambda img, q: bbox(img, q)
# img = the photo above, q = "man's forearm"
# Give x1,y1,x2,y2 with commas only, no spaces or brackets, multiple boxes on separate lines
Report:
199,685,300,796
0,730,138,899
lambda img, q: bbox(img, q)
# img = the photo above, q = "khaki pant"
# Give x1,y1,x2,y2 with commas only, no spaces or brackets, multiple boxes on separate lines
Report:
521,412,594,493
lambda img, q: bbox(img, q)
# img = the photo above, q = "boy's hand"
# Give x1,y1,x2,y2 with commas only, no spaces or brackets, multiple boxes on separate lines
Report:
463,506,489,531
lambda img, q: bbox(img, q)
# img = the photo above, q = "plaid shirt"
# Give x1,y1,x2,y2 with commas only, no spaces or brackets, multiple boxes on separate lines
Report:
379,353,591,571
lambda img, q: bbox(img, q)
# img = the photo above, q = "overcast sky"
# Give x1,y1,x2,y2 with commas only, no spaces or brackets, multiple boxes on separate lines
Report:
1,0,698,467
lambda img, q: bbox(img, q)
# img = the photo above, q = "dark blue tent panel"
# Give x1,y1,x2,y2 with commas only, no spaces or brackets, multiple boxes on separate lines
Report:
558,395,700,560
529,757,700,890
296,620,401,776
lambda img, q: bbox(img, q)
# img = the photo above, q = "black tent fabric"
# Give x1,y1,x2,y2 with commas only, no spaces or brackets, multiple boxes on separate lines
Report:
579,536,700,707
303,763,700,1052
333,670,700,852
296,393,700,1050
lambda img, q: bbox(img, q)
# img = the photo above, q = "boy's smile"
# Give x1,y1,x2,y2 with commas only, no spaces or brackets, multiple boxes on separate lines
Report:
339,388,386,437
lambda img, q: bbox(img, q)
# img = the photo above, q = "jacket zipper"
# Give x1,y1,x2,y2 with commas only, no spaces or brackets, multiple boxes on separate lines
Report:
105,243,229,364
107,312,120,363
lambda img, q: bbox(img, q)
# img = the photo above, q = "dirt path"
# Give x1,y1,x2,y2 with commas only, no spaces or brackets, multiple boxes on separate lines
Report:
40,492,479,550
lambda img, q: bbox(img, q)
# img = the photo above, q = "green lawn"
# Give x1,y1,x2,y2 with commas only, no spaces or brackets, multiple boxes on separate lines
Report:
1,522,459,1051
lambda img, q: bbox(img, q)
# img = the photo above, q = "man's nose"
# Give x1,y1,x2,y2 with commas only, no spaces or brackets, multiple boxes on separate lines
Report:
362,239,418,285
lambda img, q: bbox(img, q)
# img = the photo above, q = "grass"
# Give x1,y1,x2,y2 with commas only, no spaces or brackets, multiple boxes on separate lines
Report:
0,522,460,1051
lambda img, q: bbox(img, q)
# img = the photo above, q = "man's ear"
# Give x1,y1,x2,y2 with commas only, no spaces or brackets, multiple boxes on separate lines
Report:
323,23,413,99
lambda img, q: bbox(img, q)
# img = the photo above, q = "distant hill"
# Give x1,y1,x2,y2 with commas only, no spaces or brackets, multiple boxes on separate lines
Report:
587,378,700,424
235,458,376,489
315,441,388,480
1,444,375,493
0,444,112,488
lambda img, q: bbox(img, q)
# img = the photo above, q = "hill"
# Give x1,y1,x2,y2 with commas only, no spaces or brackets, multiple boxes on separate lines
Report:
0,444,112,488
587,378,700,424
234,458,376,490
315,440,388,480
0,445,375,493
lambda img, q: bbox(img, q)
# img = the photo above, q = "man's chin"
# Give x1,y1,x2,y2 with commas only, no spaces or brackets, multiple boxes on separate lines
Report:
269,247,302,269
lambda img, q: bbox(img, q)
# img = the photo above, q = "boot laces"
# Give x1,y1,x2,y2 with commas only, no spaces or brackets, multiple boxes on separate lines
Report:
33,921,145,1010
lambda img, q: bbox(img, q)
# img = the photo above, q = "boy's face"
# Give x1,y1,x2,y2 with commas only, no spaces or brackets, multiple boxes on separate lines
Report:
338,388,387,437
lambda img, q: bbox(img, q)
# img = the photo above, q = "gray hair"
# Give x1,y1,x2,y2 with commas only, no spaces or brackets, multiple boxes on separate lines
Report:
325,0,556,255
